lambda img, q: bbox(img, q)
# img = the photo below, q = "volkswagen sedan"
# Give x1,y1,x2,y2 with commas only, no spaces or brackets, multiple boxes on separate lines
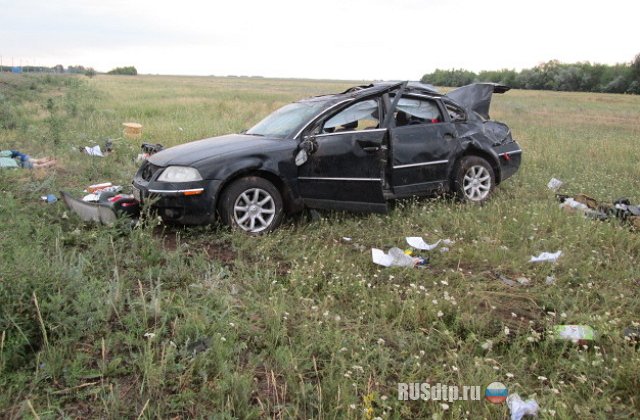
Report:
133,81,521,233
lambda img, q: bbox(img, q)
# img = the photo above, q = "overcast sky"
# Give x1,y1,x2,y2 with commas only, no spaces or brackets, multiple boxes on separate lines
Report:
1,0,638,80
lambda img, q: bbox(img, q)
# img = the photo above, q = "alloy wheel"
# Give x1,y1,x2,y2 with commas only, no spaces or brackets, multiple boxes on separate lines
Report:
232,188,276,233
463,165,491,201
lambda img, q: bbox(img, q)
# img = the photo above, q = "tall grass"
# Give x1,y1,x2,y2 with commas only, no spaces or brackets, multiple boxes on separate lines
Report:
1,74,639,418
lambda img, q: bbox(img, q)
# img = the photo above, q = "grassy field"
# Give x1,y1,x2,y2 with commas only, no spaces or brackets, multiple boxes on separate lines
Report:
1,73,639,419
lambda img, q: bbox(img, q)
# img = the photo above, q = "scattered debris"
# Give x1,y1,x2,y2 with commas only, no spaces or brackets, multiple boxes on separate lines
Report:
507,393,539,420
552,325,595,344
529,251,562,263
560,197,589,212
498,274,518,287
545,275,556,285
82,193,101,202
123,122,143,139
86,182,116,193
372,247,427,268
547,177,563,191
497,273,531,287
104,138,114,153
40,194,58,203
82,145,104,157
623,326,640,344
557,193,640,227
61,191,139,225
137,143,164,161
406,236,442,251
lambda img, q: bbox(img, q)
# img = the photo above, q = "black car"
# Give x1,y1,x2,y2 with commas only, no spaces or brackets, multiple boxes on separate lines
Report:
133,81,521,233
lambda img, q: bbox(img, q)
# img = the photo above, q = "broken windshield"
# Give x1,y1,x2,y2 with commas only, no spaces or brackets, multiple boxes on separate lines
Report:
246,100,329,139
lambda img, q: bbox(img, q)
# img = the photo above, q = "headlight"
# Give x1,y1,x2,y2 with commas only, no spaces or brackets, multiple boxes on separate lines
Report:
157,166,203,182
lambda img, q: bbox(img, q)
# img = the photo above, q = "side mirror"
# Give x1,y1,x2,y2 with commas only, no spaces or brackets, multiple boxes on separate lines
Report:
295,149,308,166
295,136,318,166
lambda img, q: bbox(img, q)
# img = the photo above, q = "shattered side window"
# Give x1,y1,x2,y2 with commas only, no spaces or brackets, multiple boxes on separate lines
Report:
323,99,379,133
445,103,467,122
394,96,442,126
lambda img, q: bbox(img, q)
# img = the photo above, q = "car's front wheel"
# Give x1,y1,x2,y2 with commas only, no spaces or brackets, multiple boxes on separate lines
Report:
453,156,495,203
218,176,284,234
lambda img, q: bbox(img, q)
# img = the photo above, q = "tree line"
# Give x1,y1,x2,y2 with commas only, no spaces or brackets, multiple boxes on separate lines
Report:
0,65,137,77
421,54,640,94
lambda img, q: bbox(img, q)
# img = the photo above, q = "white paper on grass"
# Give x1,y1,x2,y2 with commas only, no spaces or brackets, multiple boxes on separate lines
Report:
406,237,441,251
371,247,415,267
507,393,539,420
529,250,562,263
371,248,394,267
547,177,563,191
84,145,104,157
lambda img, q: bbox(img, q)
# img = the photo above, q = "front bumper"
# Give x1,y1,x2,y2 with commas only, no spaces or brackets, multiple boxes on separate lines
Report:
133,167,222,225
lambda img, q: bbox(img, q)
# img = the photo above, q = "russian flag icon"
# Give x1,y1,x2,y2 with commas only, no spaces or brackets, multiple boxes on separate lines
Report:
485,382,508,404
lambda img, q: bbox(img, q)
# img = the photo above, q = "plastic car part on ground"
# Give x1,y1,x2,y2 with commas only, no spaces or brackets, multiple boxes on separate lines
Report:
371,247,427,267
529,251,562,263
61,191,140,225
507,393,539,420
40,194,58,203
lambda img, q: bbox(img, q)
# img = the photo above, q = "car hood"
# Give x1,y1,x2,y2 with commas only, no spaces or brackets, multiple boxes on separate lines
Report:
148,134,286,167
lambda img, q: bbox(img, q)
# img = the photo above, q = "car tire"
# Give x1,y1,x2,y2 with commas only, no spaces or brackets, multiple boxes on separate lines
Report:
218,176,284,234
453,156,495,203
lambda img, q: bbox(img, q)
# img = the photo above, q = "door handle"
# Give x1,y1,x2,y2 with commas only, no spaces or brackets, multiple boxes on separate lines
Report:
443,133,455,140
357,138,382,152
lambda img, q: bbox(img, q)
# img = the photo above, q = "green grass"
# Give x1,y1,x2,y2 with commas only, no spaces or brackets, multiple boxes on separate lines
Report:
1,73,639,418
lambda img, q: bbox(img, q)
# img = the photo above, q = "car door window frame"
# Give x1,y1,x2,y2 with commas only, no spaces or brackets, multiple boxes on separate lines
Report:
389,93,446,127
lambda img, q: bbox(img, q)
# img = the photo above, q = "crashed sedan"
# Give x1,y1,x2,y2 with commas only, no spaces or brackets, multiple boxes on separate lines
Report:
133,82,521,233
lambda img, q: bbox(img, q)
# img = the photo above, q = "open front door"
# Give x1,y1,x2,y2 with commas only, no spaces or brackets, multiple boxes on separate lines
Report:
297,97,389,212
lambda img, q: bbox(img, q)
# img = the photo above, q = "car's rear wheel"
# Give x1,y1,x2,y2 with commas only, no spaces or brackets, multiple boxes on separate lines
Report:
453,156,495,203
218,176,284,233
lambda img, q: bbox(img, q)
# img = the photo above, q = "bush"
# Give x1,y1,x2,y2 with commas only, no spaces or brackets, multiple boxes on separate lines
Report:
107,66,138,76
420,69,477,87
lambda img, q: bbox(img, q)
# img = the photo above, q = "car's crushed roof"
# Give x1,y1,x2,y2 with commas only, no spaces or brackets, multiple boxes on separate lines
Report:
304,81,443,105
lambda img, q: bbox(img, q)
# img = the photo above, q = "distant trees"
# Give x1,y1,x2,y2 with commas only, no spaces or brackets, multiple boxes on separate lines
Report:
421,53,640,94
85,68,97,78
67,65,87,74
107,66,138,76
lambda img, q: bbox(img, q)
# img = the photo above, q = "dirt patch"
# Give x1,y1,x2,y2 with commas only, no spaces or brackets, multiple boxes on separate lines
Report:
460,283,545,335
157,226,236,265
251,365,289,418
202,242,235,264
